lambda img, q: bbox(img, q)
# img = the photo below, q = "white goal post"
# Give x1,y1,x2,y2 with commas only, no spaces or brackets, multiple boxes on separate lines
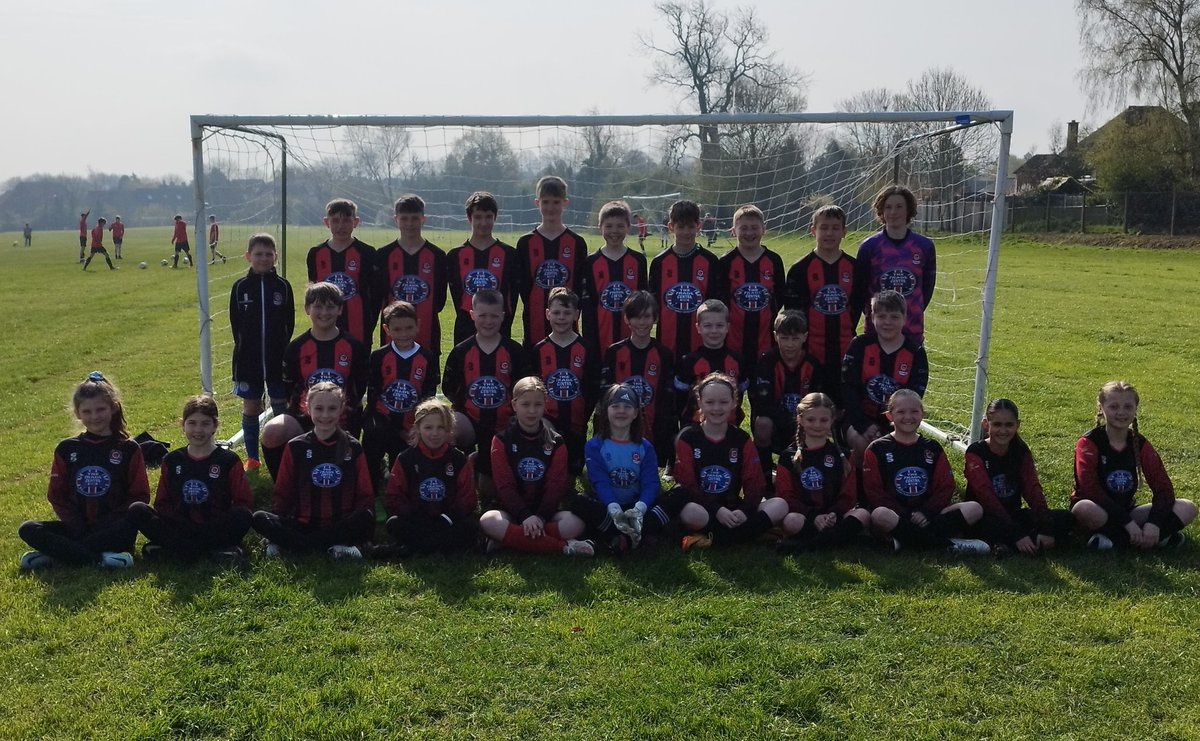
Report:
190,111,1013,451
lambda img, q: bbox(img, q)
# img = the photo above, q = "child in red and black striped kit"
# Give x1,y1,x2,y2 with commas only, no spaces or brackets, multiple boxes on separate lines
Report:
1070,381,1196,550
19,372,148,570
775,393,869,553
252,382,375,560
673,299,746,426
664,373,785,550
529,287,600,478
751,309,827,483
128,396,253,563
373,194,447,353
307,198,379,347
582,200,648,355
479,377,593,556
381,398,477,557
446,192,519,347
714,204,786,381
863,390,987,553
964,399,1072,555
602,290,676,467
260,281,369,478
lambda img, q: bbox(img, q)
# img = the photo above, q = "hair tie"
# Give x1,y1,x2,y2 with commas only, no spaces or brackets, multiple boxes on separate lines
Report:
87,371,105,382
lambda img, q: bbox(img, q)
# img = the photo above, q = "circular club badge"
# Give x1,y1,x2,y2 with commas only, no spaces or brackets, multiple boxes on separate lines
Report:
991,473,1014,499
311,463,344,489
733,282,770,311
879,268,918,296
545,369,581,402
535,259,569,289
74,465,112,498
600,282,634,312
324,271,358,300
517,457,547,482
464,268,499,295
893,466,929,497
306,369,346,388
181,479,211,505
813,284,849,315
381,379,420,414
866,374,900,405
664,282,703,314
418,477,447,502
1106,469,1135,495
800,466,826,492
699,465,733,494
781,393,804,417
622,375,654,408
468,376,507,409
392,275,430,304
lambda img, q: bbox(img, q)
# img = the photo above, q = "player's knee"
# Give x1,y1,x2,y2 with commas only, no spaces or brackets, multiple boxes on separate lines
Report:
870,507,899,532
782,512,806,535
680,503,710,531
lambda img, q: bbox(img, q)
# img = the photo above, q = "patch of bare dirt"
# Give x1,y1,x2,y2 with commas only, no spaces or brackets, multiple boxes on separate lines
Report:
1024,232,1200,250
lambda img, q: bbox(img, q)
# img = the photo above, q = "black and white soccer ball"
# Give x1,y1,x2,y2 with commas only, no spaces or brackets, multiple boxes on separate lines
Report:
139,261,148,269
161,258,169,266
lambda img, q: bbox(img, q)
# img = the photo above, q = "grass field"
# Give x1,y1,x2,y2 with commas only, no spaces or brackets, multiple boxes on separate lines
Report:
2,226,1200,739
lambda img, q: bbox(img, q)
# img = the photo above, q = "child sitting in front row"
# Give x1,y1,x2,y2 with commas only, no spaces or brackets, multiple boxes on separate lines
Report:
1071,381,1196,550
128,395,253,563
479,377,594,556
382,398,477,557
19,372,149,570
863,390,987,553
252,382,375,560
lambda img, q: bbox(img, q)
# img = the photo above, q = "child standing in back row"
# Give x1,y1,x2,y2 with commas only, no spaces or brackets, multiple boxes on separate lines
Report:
517,176,587,348
785,204,860,379
308,198,379,348
18,372,148,570
446,192,519,346
582,200,648,354
716,205,786,381
373,194,447,354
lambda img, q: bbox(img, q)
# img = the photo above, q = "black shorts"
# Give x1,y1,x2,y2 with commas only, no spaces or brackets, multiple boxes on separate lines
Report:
79,235,87,247
113,238,123,246
175,242,191,253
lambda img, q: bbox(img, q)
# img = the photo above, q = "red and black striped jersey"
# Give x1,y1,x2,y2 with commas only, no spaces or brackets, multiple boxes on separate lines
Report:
442,336,526,433
385,443,476,521
366,342,440,431
530,334,600,437
517,229,587,341
446,240,518,344
155,447,253,525
490,423,569,521
750,348,827,432
674,345,746,424
673,424,765,515
582,249,648,354
373,239,447,351
602,337,676,437
648,245,720,360
785,250,860,372
840,335,928,431
775,441,856,517
715,247,786,377
862,433,954,517
281,329,370,417
307,239,379,348
272,431,374,527
47,433,150,532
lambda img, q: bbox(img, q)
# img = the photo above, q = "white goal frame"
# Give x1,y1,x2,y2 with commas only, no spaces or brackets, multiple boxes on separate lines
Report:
190,111,1013,450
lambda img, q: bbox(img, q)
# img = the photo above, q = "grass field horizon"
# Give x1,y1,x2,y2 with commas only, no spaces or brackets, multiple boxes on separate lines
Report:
2,226,1200,738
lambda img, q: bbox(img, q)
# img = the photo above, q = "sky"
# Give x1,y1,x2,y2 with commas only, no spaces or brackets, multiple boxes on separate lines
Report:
1,0,1111,184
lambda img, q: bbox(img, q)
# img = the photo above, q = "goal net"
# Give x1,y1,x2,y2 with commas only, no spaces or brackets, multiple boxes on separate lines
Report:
190,112,1012,451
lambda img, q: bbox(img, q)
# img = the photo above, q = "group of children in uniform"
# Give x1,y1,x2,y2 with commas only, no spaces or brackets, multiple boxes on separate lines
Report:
75,211,228,270
19,178,1194,570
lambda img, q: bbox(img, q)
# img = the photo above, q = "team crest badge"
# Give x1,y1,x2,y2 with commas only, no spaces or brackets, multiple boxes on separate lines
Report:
491,257,501,268
925,450,935,464
729,449,738,463
696,269,705,281
898,363,909,377
209,465,221,478
446,464,455,476
414,367,425,381
912,254,921,265
632,452,641,463
824,454,835,467
338,353,349,367
109,450,123,465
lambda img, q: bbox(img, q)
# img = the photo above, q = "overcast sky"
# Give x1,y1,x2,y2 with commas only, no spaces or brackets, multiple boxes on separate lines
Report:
1,0,1111,184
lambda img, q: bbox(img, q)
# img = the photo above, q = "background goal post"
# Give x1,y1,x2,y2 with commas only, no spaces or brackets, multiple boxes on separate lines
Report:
191,111,1013,452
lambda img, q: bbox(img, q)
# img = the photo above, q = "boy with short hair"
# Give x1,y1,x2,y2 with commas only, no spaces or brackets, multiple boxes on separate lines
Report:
785,204,861,377
715,204,786,380
582,200,647,354
208,214,228,265
171,214,192,268
307,198,379,348
128,395,254,563
78,209,90,262
259,282,369,478
841,289,929,455
442,288,527,498
750,310,827,478
363,300,440,492
602,290,676,466
530,287,600,477
374,194,447,354
516,176,587,348
229,232,295,470
109,215,125,260
82,217,116,271
673,299,746,424
649,199,720,363
446,192,518,347
852,185,936,346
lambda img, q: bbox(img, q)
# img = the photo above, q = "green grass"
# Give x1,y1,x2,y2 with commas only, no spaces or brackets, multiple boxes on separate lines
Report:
2,227,1200,739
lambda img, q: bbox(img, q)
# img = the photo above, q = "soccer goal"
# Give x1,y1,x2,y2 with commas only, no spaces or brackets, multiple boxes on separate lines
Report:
190,111,1012,451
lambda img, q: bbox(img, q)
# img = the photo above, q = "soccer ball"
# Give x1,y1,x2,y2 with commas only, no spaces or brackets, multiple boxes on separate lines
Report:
183,257,190,265
139,261,148,269
161,259,169,266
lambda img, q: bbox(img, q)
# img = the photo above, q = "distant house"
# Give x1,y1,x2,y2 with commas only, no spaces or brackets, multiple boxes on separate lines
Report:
1012,120,1085,193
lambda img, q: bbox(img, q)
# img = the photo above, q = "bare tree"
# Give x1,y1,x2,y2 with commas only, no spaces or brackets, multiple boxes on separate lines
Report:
344,126,412,204
640,0,807,161
1077,0,1200,179
838,87,909,161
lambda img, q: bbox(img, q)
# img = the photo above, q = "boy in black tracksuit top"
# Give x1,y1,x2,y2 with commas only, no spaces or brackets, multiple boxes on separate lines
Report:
229,233,295,468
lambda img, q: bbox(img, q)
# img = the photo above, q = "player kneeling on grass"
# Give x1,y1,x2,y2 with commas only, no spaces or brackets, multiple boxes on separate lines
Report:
378,398,477,557
567,384,669,553
660,372,785,550
1070,381,1196,551
252,382,375,560
19,372,148,571
863,390,988,554
479,377,593,556
775,393,870,553
128,396,253,565
963,399,1072,555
